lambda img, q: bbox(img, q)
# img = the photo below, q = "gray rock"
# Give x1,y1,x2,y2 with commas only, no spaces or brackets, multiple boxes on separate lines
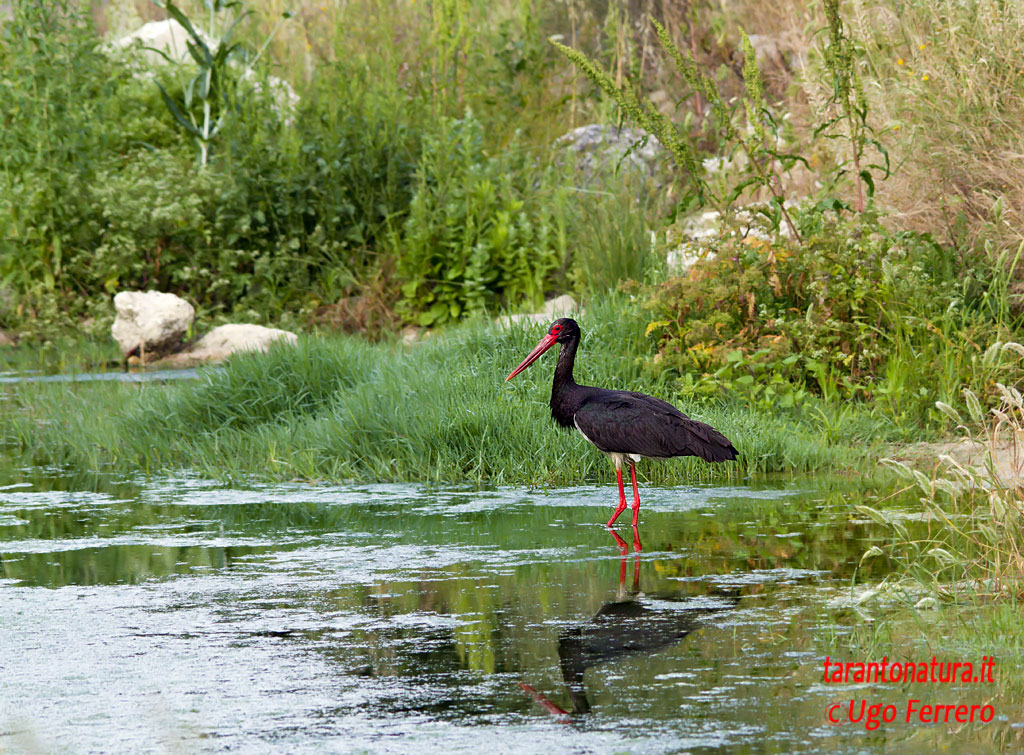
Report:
556,124,664,183
111,291,194,358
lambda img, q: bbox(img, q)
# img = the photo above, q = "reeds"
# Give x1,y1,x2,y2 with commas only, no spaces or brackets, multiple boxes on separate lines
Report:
862,376,1024,603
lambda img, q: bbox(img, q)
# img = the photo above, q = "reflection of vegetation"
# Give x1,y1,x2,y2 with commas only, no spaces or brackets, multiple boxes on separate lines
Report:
2,466,1019,749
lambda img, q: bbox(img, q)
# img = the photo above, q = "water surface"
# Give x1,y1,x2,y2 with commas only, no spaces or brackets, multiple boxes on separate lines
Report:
0,468,1014,752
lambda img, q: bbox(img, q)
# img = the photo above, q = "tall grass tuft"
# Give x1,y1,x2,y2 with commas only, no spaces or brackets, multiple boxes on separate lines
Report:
862,377,1024,602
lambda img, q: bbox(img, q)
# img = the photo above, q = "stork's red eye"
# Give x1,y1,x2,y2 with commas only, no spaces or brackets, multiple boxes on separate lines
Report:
551,326,561,335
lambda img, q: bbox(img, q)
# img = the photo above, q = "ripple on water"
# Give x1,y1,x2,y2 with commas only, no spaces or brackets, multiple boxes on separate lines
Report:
0,471,999,753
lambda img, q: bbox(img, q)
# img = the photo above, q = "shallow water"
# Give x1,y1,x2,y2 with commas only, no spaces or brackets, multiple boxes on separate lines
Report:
0,468,1016,753
0,368,206,384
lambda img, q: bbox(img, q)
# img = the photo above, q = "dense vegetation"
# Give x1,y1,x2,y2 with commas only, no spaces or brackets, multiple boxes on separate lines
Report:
1,0,1022,433
0,293,868,483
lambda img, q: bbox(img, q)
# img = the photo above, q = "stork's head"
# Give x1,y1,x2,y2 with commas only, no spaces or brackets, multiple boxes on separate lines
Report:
505,318,579,381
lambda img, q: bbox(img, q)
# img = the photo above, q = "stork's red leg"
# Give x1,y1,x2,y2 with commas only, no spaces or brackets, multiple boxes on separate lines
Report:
608,528,629,555
607,468,628,526
629,462,642,527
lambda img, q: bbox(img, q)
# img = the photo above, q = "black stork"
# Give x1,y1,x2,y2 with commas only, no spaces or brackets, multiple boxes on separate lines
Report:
506,318,738,529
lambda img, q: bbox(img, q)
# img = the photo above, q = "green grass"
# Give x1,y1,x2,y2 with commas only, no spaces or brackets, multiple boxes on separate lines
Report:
0,294,884,485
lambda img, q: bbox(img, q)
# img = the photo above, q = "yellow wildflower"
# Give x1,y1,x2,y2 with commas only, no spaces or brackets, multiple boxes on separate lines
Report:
897,57,904,65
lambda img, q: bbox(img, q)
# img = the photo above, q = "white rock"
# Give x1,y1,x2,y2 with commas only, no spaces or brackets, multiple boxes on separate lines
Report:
110,20,299,121
111,19,213,65
111,291,194,357
541,294,577,317
191,323,298,358
496,295,581,330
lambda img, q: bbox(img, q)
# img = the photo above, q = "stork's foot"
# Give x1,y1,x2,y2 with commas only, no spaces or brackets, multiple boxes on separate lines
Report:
629,462,642,528
606,505,627,528
608,467,628,527
632,525,642,553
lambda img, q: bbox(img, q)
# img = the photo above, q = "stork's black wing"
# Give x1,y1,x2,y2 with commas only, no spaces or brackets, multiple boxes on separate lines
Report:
573,390,738,462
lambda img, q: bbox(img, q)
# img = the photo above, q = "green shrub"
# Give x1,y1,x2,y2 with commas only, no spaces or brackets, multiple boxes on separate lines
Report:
0,2,179,333
641,208,1022,423
396,112,570,326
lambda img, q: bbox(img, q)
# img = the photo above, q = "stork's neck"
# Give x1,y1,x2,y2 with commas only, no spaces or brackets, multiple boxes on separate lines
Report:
553,336,579,388
550,337,583,427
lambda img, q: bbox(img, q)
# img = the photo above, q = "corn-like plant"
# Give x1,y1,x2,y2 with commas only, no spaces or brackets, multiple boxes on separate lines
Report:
150,0,289,166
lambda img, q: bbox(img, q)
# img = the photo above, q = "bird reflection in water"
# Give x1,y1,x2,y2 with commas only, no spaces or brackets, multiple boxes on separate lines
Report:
521,529,738,717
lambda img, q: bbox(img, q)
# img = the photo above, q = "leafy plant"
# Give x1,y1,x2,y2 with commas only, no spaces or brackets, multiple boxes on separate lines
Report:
641,209,1022,425
396,112,569,326
150,0,291,166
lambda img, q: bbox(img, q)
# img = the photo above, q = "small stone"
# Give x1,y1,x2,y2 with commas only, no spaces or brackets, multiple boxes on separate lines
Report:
400,326,425,346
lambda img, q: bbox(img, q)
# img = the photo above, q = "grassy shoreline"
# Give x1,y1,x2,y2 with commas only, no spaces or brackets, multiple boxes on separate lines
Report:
0,295,895,485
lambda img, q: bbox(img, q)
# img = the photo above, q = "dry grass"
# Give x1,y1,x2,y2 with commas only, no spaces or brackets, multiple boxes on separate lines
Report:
867,377,1024,603
732,0,1024,259
843,0,1024,256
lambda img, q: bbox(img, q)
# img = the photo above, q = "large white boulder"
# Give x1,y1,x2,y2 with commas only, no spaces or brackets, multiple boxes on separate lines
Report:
111,19,212,65
191,323,298,358
110,20,298,120
111,291,194,357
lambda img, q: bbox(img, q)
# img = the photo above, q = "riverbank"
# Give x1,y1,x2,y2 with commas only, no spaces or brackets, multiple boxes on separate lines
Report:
1,295,900,485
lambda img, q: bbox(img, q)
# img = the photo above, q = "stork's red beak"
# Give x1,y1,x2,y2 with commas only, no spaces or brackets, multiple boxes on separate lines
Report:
505,333,558,381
